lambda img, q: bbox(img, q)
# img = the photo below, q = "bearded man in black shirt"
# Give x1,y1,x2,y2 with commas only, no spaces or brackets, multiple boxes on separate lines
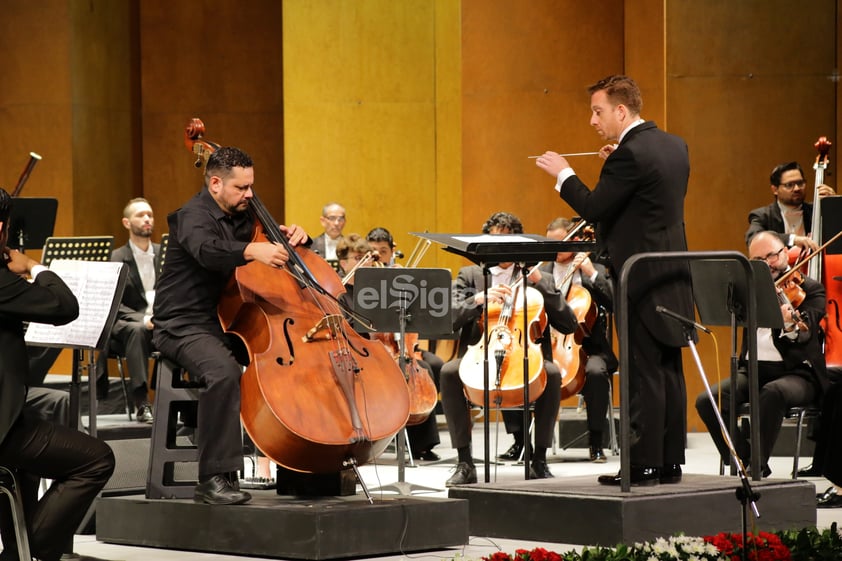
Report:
152,147,308,505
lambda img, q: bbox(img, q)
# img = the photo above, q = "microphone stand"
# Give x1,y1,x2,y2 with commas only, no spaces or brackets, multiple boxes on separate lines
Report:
658,306,760,561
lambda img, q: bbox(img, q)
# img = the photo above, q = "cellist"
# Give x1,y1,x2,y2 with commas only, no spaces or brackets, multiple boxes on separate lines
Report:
153,147,309,505
440,212,578,486
498,217,616,464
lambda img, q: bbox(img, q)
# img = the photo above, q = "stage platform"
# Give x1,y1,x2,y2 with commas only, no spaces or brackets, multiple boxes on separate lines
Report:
96,491,469,560
448,473,816,546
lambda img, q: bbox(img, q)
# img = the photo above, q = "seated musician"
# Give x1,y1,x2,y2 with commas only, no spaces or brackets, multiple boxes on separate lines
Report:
497,217,616,464
441,212,578,485
364,226,441,461
745,161,835,252
695,231,828,477
95,197,160,423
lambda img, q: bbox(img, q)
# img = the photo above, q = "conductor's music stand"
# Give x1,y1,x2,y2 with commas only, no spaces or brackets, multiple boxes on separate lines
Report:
685,258,783,558
7,197,58,252
40,236,117,437
690,258,783,479
355,267,452,495
413,232,594,482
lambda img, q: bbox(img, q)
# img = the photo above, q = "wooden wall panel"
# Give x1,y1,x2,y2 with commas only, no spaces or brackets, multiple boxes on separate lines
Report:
139,0,284,225
461,1,624,238
282,0,450,268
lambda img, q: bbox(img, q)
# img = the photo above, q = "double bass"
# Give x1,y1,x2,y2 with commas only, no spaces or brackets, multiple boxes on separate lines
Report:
184,119,410,476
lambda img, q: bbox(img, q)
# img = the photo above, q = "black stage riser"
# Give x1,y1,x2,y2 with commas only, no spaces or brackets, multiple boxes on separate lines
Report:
96,492,469,560
449,474,815,546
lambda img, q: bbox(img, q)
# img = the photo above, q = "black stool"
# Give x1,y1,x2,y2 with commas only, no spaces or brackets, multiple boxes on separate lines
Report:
145,355,202,499
0,466,32,561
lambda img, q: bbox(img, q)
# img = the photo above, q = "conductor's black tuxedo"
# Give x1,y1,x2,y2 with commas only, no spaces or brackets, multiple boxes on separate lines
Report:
559,120,694,469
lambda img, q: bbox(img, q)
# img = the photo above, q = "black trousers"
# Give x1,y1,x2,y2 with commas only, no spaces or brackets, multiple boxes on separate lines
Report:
152,331,245,479
695,362,817,469
441,358,560,451
0,412,114,561
819,382,842,486
627,319,686,467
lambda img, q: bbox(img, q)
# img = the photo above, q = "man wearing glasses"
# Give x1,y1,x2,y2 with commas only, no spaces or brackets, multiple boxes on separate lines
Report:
745,161,835,251
312,202,346,261
695,231,828,478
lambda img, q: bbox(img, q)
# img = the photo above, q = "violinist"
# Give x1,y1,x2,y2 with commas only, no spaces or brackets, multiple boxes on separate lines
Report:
0,187,116,561
499,217,617,464
152,147,309,505
362,227,442,461
545,218,618,463
745,161,835,252
440,212,578,485
695,231,828,478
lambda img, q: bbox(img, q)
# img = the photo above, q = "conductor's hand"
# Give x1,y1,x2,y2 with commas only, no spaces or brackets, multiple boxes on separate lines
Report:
245,241,290,269
598,143,618,160
535,151,570,177
280,224,308,247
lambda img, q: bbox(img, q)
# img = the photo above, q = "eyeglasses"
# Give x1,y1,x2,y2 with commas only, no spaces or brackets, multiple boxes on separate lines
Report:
778,180,806,190
752,246,786,263
323,215,346,223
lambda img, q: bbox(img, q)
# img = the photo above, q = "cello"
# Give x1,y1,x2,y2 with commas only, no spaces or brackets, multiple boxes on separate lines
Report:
184,119,410,478
458,265,548,409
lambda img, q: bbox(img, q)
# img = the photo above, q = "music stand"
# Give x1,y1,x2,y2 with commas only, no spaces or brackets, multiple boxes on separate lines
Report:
413,232,594,482
690,258,783,479
39,236,117,437
354,267,452,495
7,197,58,252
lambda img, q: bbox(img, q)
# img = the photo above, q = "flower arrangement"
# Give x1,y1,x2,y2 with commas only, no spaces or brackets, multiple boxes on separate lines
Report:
477,524,842,561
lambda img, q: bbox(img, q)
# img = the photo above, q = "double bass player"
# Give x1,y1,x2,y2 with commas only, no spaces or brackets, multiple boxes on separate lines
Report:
153,147,308,505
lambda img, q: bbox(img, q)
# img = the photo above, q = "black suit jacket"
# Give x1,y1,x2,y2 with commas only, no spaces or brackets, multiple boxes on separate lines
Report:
0,264,78,444
559,121,694,347
745,201,814,248
110,242,161,323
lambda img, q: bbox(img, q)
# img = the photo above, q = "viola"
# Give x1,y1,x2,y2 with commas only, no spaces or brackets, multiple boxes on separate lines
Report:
458,266,548,409
184,119,410,475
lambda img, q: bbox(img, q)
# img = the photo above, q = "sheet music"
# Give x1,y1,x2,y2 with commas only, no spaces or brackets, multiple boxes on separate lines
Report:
452,234,537,243
25,259,125,349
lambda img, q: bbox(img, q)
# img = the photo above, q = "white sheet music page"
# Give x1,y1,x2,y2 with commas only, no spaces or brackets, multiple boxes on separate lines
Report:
452,234,536,243
25,259,124,349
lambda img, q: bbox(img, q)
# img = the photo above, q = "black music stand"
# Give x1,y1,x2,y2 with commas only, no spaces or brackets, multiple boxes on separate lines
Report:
354,267,452,495
690,259,783,480
413,232,595,482
38,236,119,437
7,197,58,252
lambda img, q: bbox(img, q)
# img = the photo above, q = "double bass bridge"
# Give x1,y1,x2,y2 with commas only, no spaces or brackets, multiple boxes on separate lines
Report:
303,314,344,342
328,348,367,444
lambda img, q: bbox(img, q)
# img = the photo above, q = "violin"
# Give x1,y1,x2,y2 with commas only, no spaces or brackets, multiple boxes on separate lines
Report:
458,264,548,409
184,119,410,476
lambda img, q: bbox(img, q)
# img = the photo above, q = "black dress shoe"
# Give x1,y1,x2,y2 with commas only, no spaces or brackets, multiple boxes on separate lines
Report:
817,486,837,501
413,449,440,461
529,460,554,479
135,403,154,424
598,466,660,486
497,442,524,461
589,447,607,463
194,474,252,505
796,463,822,477
660,464,682,484
818,490,842,508
445,462,477,487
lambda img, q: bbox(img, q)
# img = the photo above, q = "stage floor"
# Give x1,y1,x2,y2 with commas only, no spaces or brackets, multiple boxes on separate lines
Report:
13,414,842,561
